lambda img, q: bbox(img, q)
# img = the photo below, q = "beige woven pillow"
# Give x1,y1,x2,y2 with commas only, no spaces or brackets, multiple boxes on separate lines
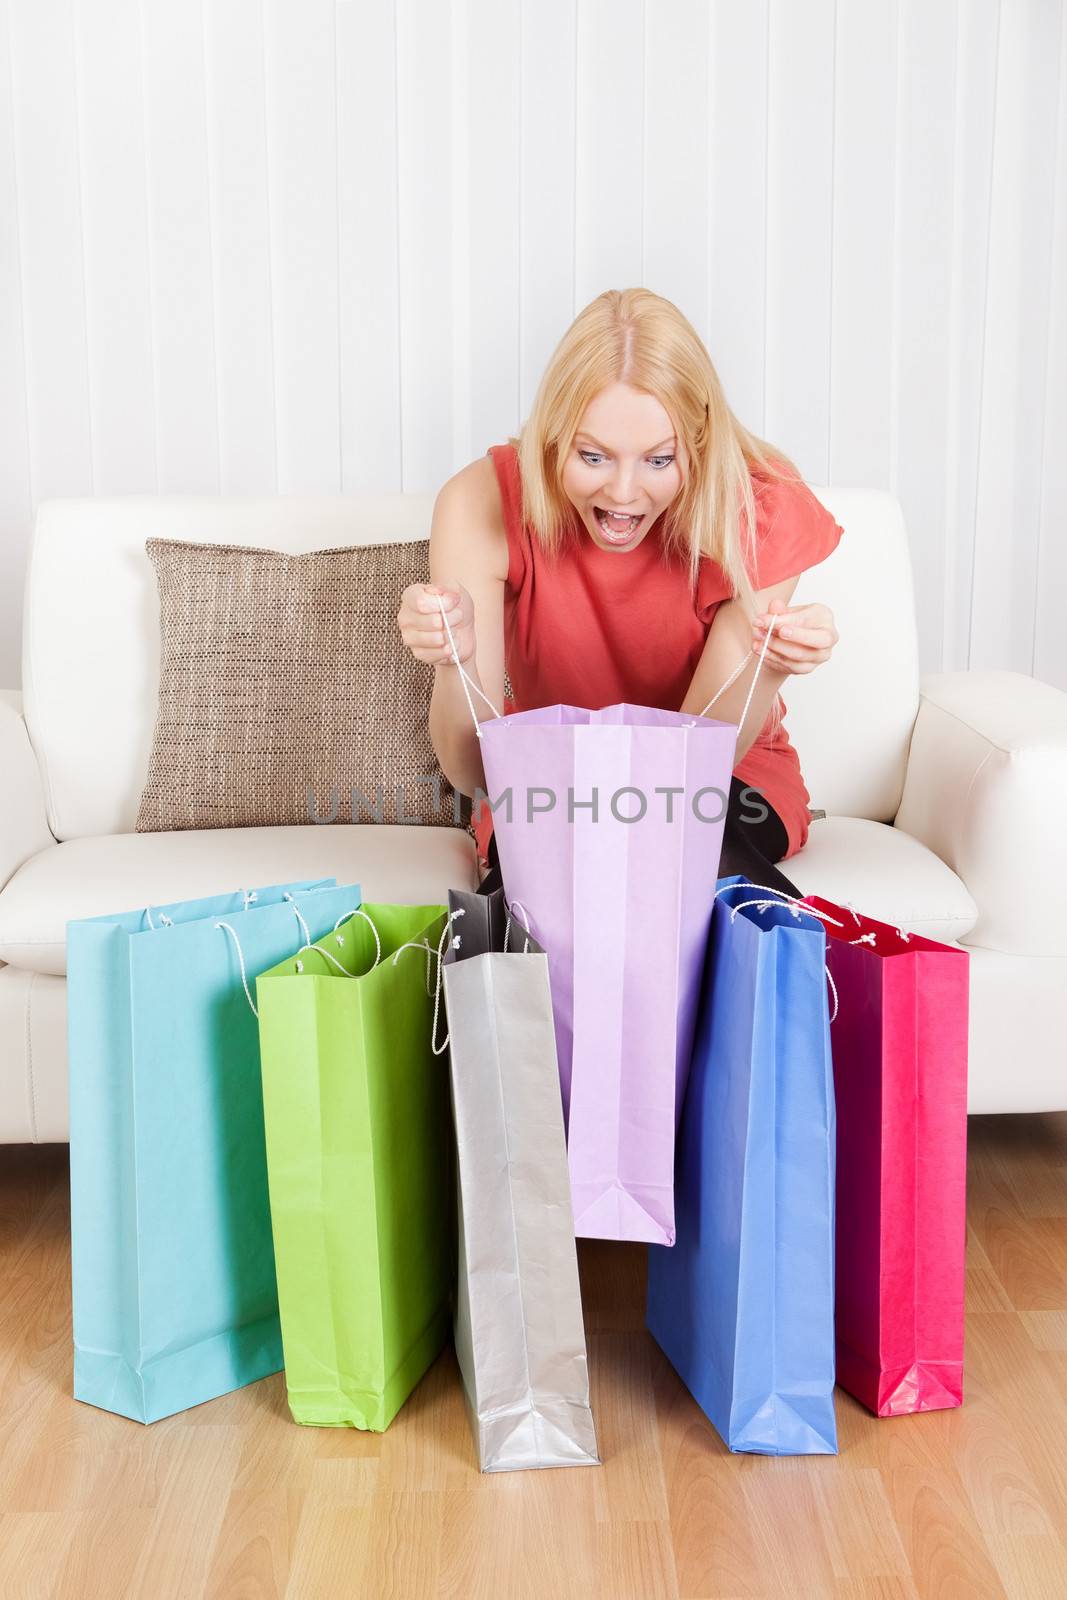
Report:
136,536,468,833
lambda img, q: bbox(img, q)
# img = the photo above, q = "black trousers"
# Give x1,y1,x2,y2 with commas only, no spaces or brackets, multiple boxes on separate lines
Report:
478,776,801,901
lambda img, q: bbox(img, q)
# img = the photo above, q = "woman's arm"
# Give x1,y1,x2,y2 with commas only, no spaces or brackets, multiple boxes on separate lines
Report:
681,579,800,762
423,463,508,799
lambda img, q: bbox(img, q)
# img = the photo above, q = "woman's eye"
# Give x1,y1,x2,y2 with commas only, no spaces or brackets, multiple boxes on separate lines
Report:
578,450,675,470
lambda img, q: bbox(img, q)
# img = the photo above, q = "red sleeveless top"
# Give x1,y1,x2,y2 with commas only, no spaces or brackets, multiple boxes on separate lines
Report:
473,442,843,864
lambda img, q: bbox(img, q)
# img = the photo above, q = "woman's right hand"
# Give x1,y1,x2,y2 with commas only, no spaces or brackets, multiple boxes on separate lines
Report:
396,580,476,667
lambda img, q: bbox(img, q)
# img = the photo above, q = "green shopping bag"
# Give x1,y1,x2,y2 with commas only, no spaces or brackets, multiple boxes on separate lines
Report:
255,901,454,1430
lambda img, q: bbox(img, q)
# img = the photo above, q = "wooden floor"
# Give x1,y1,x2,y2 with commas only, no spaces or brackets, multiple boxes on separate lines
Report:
2,1114,1067,1599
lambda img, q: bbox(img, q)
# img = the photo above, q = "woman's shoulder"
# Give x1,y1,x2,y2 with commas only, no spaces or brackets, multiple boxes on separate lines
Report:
440,450,506,526
746,458,844,586
695,457,843,618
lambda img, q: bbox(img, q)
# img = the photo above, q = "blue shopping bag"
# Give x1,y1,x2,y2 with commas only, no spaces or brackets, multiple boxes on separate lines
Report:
646,874,838,1455
68,877,363,1423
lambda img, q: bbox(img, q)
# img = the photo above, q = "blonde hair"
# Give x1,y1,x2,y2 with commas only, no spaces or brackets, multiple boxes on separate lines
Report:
510,287,802,619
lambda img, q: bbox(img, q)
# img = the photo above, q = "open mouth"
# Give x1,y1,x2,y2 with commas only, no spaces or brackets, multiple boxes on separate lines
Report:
593,506,645,542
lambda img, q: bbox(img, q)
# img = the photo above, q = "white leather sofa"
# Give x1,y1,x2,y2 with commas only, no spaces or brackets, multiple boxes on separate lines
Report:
2,488,1065,1142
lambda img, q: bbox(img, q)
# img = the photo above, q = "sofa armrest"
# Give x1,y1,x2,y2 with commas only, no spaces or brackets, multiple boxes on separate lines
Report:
894,671,1067,956
0,690,56,894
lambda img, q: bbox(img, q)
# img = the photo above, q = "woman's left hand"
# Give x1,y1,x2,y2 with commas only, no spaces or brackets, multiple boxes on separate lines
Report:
751,597,838,675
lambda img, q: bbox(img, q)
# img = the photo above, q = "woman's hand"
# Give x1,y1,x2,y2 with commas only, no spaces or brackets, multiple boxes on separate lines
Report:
396,580,476,667
751,596,838,675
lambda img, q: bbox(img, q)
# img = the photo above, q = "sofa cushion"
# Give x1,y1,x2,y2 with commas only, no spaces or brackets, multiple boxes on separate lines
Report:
0,825,479,976
786,815,978,943
136,536,463,833
1,815,974,977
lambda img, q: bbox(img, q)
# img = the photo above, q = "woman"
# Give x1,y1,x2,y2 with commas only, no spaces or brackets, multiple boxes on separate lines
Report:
396,288,842,900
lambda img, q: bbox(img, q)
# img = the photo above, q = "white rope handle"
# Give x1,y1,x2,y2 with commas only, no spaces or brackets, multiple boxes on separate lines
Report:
438,591,774,748
391,937,436,995
216,895,341,1012
346,910,464,1056
294,942,354,977
150,885,257,932
733,887,911,946
715,886,845,1024
282,891,311,947
695,651,754,719
841,898,912,945
729,895,795,920
717,885,912,1025
436,594,505,735
825,966,839,1023
214,920,260,1018
722,897,841,1024
697,613,781,740
713,880,846,931
503,896,532,954
333,907,382,967
293,909,382,976
435,896,536,1060
430,908,466,1056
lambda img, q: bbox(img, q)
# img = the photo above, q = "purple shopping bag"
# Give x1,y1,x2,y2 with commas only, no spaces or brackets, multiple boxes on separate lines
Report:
478,703,735,1245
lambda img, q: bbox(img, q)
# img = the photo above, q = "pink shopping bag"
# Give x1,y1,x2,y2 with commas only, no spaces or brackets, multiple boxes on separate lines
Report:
806,894,969,1416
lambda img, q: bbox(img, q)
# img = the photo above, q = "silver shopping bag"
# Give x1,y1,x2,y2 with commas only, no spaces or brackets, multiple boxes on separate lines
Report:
441,887,600,1473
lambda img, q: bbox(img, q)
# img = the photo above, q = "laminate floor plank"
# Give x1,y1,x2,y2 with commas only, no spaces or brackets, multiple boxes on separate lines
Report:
0,1117,1065,1599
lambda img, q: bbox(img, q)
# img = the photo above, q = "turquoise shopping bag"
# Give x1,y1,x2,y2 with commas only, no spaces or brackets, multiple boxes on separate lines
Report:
68,877,362,1423
647,875,839,1455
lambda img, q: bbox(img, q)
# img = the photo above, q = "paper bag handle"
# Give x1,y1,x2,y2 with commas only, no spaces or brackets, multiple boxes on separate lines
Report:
438,596,779,746
712,883,915,1025
215,894,315,1019
694,613,780,741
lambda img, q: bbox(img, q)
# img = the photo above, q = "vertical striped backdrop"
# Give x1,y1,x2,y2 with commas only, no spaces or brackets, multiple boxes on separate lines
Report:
1,0,1064,690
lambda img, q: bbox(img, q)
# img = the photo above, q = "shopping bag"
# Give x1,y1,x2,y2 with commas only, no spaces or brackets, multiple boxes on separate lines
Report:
804,894,969,1416
68,877,361,1423
255,901,454,1431
646,874,839,1455
479,703,735,1246
441,886,599,1472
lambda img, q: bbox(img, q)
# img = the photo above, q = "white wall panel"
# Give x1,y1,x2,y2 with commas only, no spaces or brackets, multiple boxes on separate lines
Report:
970,0,1062,675
7,0,93,510
893,0,958,678
142,0,220,490
644,0,709,364
395,0,453,491
942,0,999,674
519,0,576,419
575,1,644,309
0,0,33,633
1,0,1065,697
263,0,339,492
74,0,156,494
467,0,520,473
829,0,898,492
765,0,835,485
204,0,278,492
708,0,769,435
1034,5,1067,689
336,0,401,491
